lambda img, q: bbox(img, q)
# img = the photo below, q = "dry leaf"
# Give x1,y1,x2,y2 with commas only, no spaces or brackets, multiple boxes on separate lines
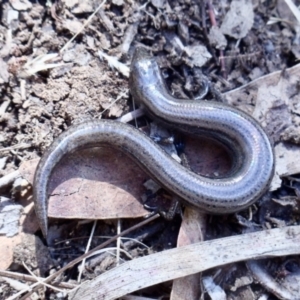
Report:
225,63,300,191
20,148,150,220
69,225,300,299
221,0,254,39
171,209,206,300
185,45,212,67
20,125,232,222
9,0,32,11
0,235,21,270
0,197,22,237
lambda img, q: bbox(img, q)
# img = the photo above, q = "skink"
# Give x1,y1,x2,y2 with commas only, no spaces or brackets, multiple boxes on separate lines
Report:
33,48,274,238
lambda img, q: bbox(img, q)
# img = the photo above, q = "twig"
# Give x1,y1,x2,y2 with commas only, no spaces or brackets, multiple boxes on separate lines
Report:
99,89,129,116
69,225,300,299
246,260,297,299
117,108,145,123
16,214,160,299
22,261,64,293
206,1,227,79
0,270,76,289
284,0,300,23
0,170,21,189
0,143,32,153
121,237,150,249
2,277,31,293
77,220,97,282
60,0,108,53
98,50,130,77
122,296,155,300
116,219,121,266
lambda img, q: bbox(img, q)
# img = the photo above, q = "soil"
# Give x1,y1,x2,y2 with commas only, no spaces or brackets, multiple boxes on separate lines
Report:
1,0,300,299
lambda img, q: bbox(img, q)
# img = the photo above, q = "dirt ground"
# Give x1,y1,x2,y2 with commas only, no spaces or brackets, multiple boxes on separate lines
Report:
1,0,300,299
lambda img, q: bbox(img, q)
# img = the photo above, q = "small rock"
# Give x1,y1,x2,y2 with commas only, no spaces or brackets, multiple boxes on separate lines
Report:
151,0,165,8
112,0,124,5
0,197,23,237
9,0,32,11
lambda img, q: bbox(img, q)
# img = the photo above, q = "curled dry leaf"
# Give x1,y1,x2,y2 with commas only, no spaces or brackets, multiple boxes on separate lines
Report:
225,63,300,191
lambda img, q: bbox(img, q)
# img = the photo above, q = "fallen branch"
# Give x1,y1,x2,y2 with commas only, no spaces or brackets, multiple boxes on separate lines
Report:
69,225,300,300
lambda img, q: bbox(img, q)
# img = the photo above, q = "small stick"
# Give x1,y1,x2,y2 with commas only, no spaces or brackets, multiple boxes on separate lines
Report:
17,214,160,299
206,1,227,79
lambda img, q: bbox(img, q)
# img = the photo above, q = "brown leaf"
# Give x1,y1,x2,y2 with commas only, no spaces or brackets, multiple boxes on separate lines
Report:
0,235,21,270
171,209,206,300
225,63,300,191
20,147,150,220
20,130,231,221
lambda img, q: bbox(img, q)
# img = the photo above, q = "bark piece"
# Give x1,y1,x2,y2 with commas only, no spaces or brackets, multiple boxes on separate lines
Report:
69,225,300,300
